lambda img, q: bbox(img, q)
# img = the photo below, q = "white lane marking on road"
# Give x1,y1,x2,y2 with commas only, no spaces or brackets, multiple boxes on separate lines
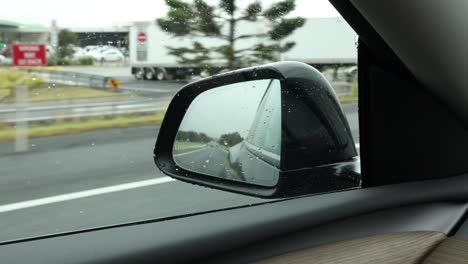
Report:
173,146,208,157
0,177,175,213
0,143,362,213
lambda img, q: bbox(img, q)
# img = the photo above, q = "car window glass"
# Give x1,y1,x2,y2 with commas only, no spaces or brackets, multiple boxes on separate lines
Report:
0,0,358,242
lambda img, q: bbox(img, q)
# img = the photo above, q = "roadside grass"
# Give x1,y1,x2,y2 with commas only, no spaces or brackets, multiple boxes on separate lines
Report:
1,85,128,103
19,66,64,71
338,79,358,104
0,70,127,103
339,95,358,104
0,89,9,100
0,111,165,141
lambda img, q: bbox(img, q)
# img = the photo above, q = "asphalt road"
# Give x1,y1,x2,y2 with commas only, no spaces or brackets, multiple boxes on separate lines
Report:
175,145,229,177
0,125,262,242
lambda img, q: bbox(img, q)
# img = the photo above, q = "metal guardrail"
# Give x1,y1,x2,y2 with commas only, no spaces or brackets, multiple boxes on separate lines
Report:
0,69,163,125
3,104,167,123
22,69,120,90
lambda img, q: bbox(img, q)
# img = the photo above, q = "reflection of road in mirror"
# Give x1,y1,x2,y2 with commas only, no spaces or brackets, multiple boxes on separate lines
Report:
174,141,230,178
173,132,247,182
173,78,281,187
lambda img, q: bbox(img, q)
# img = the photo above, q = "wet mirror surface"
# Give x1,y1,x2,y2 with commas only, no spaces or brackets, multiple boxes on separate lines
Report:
173,79,281,187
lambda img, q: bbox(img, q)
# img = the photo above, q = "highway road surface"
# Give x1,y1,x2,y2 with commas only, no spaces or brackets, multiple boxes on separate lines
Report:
175,144,230,178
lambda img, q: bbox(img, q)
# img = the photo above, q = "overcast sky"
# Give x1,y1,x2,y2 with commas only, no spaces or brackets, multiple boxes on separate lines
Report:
2,0,340,28
179,79,273,138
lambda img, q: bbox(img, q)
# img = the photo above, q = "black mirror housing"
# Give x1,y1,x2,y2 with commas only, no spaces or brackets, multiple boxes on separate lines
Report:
154,61,360,198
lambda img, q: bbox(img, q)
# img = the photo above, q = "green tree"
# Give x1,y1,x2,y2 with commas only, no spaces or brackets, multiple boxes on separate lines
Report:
57,29,78,59
157,0,305,69
218,132,243,147
176,130,212,143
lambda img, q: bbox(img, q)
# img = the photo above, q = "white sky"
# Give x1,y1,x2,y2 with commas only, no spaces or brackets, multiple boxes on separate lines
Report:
1,0,340,28
180,79,272,138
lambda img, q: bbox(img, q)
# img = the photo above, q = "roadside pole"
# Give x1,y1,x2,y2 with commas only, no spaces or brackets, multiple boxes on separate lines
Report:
11,42,47,152
15,85,28,152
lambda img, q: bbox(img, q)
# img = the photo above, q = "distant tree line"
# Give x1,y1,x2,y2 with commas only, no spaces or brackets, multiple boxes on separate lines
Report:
177,130,212,143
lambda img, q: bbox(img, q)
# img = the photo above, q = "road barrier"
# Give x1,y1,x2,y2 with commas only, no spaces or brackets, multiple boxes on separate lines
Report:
22,69,120,90
0,99,167,123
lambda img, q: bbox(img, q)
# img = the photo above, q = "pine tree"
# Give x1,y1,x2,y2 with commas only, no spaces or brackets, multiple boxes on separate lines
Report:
157,0,305,69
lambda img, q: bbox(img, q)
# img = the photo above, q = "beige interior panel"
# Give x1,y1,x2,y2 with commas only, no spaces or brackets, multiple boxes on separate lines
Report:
253,231,446,264
423,237,468,264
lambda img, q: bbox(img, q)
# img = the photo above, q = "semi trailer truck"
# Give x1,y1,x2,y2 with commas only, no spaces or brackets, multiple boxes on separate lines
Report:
129,17,357,81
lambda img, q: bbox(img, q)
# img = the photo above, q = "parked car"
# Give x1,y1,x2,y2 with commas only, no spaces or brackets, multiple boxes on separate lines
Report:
98,49,124,62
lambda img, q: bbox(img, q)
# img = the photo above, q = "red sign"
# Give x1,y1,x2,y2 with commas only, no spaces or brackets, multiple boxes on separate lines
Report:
137,32,147,43
12,43,47,66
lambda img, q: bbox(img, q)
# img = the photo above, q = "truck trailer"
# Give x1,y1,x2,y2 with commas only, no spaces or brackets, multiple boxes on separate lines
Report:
129,17,357,81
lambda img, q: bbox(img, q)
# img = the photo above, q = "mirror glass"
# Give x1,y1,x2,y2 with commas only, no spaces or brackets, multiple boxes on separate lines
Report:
173,79,281,187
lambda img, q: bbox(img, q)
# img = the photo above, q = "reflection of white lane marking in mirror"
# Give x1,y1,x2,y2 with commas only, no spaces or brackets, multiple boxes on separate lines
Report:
173,146,209,157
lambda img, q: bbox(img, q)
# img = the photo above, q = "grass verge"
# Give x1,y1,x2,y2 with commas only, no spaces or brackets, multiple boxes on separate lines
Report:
0,112,165,141
339,95,358,104
338,79,358,104
0,89,9,101
1,85,128,103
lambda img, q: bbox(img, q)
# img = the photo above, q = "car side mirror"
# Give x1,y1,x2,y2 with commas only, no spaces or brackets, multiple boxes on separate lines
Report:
154,62,360,198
